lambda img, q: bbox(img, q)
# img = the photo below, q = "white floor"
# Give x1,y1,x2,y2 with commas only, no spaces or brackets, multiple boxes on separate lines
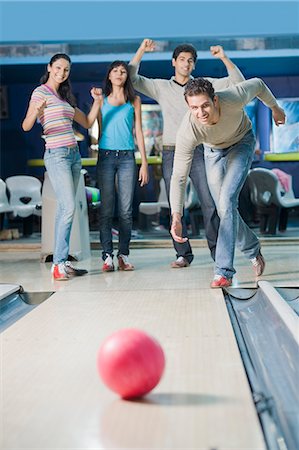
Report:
0,243,298,292
1,244,298,449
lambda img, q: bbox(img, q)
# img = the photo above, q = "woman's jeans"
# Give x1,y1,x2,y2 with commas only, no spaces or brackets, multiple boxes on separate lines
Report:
96,150,137,260
44,145,81,264
163,145,219,262
204,130,260,278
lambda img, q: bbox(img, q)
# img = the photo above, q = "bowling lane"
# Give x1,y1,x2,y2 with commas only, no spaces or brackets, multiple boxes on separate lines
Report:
2,288,266,449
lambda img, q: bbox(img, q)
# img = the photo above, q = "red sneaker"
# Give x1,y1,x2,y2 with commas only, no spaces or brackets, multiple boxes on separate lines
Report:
210,275,232,288
102,255,115,272
51,263,69,281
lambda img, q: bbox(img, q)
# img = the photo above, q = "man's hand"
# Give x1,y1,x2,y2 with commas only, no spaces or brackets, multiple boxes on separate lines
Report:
140,39,156,53
131,39,156,65
272,105,286,126
170,213,188,243
210,45,225,60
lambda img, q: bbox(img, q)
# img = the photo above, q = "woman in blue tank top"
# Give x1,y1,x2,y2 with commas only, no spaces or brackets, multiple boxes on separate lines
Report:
96,61,149,272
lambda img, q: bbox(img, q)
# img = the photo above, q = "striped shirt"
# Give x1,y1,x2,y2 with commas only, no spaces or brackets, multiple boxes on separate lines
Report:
31,84,77,149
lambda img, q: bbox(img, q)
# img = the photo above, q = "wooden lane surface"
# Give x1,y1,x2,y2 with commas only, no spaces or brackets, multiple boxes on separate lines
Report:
1,288,266,449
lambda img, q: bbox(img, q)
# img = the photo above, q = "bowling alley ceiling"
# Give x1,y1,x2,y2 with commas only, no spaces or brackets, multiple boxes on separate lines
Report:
1,35,299,83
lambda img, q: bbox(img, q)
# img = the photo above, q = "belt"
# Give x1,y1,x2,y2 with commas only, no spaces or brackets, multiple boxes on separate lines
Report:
99,148,133,152
162,145,175,151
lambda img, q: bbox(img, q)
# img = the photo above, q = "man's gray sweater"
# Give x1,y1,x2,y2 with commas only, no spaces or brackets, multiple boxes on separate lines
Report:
129,62,245,146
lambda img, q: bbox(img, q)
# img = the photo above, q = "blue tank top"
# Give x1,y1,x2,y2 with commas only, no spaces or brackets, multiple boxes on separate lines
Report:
99,97,135,150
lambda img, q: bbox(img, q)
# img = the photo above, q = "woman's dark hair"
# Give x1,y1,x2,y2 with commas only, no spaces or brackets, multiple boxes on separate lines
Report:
103,61,136,103
184,77,215,101
172,44,197,63
40,53,77,107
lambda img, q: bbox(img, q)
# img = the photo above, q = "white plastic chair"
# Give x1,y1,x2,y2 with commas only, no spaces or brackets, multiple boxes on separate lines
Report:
139,178,201,232
248,168,299,209
5,176,42,218
139,178,200,216
139,178,169,217
247,168,299,233
0,178,13,214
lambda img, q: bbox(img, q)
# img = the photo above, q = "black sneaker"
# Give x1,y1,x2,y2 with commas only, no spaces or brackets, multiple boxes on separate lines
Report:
64,261,88,276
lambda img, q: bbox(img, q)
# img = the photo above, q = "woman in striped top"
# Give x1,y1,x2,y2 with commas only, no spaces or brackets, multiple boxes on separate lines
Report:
22,53,102,280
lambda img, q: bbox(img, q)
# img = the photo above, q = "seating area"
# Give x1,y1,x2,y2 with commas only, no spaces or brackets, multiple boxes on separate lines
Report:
247,168,299,235
0,178,13,215
0,176,42,239
1,169,299,244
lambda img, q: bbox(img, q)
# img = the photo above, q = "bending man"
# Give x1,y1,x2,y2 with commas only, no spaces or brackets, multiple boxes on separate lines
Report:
170,77,285,287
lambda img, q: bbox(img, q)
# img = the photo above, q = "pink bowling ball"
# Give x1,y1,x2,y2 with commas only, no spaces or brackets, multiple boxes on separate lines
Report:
97,328,165,399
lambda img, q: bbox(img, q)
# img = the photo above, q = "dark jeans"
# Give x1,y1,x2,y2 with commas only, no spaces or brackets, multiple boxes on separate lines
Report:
96,150,137,260
163,145,219,262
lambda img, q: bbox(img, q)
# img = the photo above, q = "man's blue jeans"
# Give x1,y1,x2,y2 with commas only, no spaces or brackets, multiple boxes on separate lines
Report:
163,145,219,262
204,130,260,278
96,150,137,260
44,145,81,264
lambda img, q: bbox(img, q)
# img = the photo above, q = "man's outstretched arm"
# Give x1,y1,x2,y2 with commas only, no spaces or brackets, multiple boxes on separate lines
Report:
130,38,155,67
209,45,245,87
128,39,159,100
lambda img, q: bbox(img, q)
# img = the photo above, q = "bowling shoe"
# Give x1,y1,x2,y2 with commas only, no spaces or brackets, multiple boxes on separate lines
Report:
102,254,115,272
210,275,232,288
64,261,88,276
170,256,190,268
118,254,135,271
250,250,266,277
51,263,69,281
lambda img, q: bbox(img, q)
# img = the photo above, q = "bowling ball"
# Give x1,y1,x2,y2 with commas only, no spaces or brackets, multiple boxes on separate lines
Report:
97,328,165,399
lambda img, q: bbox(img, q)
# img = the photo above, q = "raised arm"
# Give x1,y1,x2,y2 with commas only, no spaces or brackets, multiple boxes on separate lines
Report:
74,87,102,129
209,45,245,89
130,38,155,66
22,96,47,131
128,39,159,100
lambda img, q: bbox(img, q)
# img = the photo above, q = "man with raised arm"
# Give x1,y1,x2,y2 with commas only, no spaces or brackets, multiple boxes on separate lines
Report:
129,39,245,268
